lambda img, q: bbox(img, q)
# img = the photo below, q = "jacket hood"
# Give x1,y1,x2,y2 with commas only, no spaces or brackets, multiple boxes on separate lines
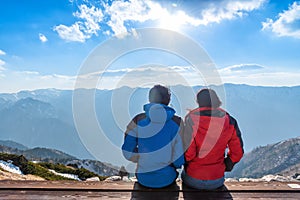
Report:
189,107,228,131
143,103,175,123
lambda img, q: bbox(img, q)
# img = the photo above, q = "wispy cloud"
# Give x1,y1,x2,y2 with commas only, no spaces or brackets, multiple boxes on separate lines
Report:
219,63,300,86
39,33,48,42
1,64,300,93
76,65,204,89
262,2,300,39
54,0,266,41
0,70,76,93
0,59,5,68
220,63,264,73
0,49,6,56
0,50,8,73
220,71,300,86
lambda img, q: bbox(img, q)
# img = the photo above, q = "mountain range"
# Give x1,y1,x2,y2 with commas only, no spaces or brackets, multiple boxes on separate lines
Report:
0,84,299,166
227,137,300,178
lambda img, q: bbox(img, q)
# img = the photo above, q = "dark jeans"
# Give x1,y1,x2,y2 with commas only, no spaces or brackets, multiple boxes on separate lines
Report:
181,170,225,190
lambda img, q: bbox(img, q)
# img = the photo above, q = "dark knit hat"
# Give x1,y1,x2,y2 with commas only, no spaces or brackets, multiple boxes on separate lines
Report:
149,85,171,105
197,88,221,108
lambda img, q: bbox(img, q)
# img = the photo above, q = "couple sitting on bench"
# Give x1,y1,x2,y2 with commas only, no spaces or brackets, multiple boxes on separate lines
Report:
122,85,244,190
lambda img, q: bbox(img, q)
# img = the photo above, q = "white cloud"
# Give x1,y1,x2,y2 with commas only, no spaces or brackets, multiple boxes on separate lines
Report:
200,0,266,25
73,4,103,35
54,0,266,41
39,33,48,42
54,23,86,42
54,4,103,42
262,2,300,38
105,0,154,36
104,0,266,35
105,0,199,34
0,49,6,56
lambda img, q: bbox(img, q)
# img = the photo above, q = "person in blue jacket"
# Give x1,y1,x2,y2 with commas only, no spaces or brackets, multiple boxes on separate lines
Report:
122,85,185,188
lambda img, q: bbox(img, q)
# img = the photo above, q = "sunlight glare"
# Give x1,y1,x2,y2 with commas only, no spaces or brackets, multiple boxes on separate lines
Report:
159,12,184,31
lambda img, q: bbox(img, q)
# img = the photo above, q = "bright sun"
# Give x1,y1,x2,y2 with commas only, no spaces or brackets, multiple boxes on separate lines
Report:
159,12,184,31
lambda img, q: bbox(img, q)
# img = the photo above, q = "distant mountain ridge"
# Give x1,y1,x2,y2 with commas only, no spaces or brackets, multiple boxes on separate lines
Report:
0,142,76,162
0,140,28,150
0,84,300,166
227,137,300,178
0,95,92,159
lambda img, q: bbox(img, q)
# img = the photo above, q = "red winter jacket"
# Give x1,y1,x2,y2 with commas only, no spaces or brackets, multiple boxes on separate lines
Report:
183,107,244,180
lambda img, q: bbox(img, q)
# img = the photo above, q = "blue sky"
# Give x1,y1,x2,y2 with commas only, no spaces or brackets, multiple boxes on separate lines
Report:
0,0,300,92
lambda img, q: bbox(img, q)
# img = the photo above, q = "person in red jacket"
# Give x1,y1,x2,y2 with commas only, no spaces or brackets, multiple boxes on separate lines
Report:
181,88,244,190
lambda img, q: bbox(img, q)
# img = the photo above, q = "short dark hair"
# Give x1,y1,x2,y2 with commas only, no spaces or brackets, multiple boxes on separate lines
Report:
149,85,171,105
197,89,221,108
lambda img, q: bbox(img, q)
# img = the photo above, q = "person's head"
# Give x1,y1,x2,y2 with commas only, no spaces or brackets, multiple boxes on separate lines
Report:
149,85,171,105
197,88,222,108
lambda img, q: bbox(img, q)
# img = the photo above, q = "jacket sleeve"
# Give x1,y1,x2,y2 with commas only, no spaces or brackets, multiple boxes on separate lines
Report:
226,116,244,170
121,116,140,163
183,114,197,162
171,119,185,168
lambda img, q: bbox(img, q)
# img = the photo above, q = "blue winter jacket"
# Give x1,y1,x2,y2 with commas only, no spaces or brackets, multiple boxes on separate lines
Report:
122,103,185,188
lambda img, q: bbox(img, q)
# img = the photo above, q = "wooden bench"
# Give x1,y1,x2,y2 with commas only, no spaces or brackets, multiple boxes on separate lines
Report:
0,180,299,199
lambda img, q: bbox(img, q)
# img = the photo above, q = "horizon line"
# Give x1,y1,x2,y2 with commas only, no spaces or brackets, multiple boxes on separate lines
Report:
1,83,300,94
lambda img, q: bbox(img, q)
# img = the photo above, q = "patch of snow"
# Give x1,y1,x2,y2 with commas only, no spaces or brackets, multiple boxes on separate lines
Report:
239,174,296,182
225,178,238,182
122,177,132,182
104,176,121,182
48,169,80,181
0,160,23,175
239,178,262,182
86,177,100,182
261,174,292,182
129,176,137,182
287,184,300,189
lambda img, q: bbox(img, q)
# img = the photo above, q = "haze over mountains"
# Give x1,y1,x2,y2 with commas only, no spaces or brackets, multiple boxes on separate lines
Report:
0,84,299,166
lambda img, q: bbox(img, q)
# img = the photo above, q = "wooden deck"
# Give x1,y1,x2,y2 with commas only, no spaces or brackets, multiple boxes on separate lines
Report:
0,180,299,199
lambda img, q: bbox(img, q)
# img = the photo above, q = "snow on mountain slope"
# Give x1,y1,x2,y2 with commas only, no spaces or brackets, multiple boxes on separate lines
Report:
0,160,22,174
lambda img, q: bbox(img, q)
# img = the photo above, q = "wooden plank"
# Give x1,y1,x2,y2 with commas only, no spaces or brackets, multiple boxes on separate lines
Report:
0,190,299,199
0,180,299,199
1,180,299,191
